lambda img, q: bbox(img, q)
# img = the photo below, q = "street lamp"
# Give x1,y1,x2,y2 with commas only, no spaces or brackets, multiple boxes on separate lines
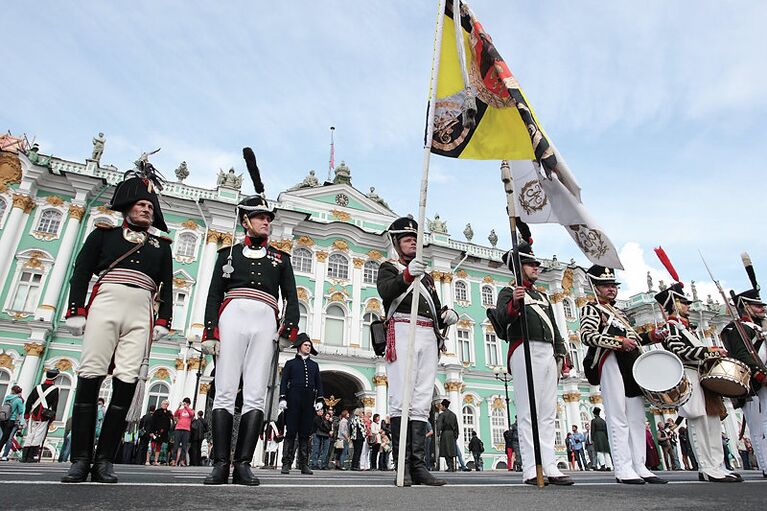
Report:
186,335,205,410
493,366,513,428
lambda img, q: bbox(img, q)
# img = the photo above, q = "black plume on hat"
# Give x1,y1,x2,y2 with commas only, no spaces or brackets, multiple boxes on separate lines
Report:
243,147,264,195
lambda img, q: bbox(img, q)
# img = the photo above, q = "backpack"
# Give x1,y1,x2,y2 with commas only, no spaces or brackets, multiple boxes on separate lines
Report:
0,401,11,422
478,439,484,454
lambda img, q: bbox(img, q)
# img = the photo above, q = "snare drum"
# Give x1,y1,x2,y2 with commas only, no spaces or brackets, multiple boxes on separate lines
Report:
700,357,751,398
633,350,692,408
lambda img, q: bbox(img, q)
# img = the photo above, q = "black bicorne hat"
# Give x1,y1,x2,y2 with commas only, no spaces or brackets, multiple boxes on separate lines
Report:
388,216,418,244
109,158,168,232
734,288,766,309
654,282,692,313
292,332,318,356
586,265,620,285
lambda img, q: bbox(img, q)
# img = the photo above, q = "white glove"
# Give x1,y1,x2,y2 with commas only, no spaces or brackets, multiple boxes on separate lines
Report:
407,259,427,278
66,316,86,336
278,400,287,413
278,336,293,350
202,340,220,356
314,401,324,412
441,308,459,326
152,325,170,341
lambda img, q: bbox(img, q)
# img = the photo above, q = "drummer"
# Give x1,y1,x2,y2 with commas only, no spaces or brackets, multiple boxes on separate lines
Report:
580,265,667,484
656,283,738,482
721,288,767,478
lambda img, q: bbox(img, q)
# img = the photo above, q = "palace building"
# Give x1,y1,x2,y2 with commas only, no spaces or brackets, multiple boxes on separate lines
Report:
0,134,742,467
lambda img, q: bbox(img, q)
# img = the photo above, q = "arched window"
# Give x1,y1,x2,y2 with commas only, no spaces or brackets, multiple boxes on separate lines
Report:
146,381,170,413
99,377,113,407
327,254,349,280
463,406,475,447
481,285,494,306
0,369,11,399
324,305,346,346
292,248,313,274
454,281,468,302
0,199,7,226
298,303,309,333
176,232,198,258
361,312,379,350
54,373,73,422
36,209,63,234
10,271,43,312
563,299,574,319
491,407,507,446
569,341,582,374
484,331,499,366
363,261,380,285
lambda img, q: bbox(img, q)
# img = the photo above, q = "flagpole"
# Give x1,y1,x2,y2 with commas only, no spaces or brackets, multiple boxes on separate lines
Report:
327,126,335,182
500,160,546,488
395,0,446,488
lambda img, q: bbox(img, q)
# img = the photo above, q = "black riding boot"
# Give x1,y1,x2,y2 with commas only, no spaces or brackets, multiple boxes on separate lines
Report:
232,410,263,486
91,378,136,483
281,436,296,474
410,421,446,486
298,437,313,475
204,409,233,484
390,417,412,486
61,376,103,482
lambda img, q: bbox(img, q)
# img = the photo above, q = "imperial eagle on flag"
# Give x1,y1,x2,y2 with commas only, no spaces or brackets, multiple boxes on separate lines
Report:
430,0,623,269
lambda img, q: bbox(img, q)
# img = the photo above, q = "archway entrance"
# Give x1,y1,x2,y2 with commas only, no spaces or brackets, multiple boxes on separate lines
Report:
320,370,363,412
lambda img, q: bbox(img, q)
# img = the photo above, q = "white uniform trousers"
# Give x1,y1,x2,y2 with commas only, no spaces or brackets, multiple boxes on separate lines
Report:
680,368,728,479
212,299,277,415
79,283,154,383
387,320,438,423
599,353,656,479
742,386,767,474
25,420,48,447
510,341,563,481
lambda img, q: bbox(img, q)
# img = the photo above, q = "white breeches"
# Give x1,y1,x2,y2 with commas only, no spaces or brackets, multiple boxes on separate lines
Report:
742,386,767,473
387,320,438,423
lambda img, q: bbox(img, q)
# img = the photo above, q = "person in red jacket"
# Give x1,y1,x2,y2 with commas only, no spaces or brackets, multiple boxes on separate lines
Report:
172,398,195,466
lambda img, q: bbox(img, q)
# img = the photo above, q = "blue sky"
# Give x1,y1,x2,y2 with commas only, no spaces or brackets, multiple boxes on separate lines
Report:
2,1,765,299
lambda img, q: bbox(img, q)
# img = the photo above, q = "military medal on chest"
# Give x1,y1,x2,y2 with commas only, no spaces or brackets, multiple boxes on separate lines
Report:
123,228,147,244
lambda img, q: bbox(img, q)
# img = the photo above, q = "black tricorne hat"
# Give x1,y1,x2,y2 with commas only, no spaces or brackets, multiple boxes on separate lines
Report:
654,282,692,313
734,288,766,310
293,332,318,356
586,265,620,285
388,216,418,244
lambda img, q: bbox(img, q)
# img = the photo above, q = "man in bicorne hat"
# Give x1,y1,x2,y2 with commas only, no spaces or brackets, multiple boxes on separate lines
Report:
495,241,573,486
721,288,767,477
656,283,737,482
202,148,299,486
279,333,324,475
580,265,666,484
377,216,457,486
62,161,173,483
23,368,60,462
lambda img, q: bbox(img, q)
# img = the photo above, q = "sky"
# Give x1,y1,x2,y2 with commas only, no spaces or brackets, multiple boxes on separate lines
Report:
2,1,765,300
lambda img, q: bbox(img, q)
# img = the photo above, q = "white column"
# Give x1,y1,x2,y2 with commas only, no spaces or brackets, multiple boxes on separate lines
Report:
19,342,45,399
195,382,210,413
350,258,363,347
373,361,388,417
189,231,221,338
36,205,85,321
170,358,188,407
551,295,569,341
0,194,35,291
182,359,203,402
562,382,582,431
446,378,463,457
311,252,327,341
441,275,459,360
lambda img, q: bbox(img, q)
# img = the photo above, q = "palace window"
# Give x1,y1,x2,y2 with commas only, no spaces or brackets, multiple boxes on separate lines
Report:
0,199,7,227
298,303,309,333
481,285,494,306
99,377,113,407
361,312,379,350
457,329,473,364
569,341,582,374
10,271,43,313
176,232,198,258
36,209,63,235
580,410,591,431
563,299,575,319
491,407,507,446
173,290,189,331
292,248,313,274
324,305,346,346
363,261,380,285
454,281,468,302
146,381,170,414
463,406,475,448
327,254,349,280
484,331,499,367
0,369,11,399
54,373,73,422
